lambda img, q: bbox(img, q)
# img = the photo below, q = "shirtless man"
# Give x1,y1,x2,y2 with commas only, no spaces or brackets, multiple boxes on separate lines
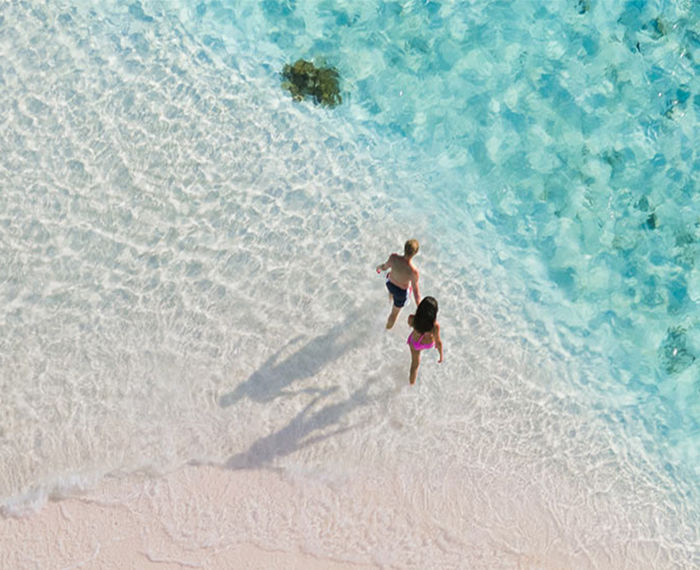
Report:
375,239,421,329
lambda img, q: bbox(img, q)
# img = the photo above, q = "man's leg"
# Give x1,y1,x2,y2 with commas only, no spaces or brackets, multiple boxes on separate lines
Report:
386,305,401,329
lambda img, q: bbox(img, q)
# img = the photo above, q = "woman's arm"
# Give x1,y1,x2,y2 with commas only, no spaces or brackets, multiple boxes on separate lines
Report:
434,323,443,363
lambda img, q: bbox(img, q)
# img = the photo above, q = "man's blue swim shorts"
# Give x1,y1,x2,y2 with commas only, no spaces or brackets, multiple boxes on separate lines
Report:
386,280,408,308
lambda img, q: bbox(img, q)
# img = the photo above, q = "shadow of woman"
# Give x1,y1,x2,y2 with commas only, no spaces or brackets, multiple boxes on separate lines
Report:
226,376,381,470
218,309,370,408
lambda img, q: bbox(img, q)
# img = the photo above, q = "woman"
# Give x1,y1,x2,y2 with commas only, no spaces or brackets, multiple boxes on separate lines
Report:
406,296,443,385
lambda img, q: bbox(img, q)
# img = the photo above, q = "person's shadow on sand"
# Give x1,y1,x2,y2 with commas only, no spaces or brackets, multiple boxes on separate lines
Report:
218,309,369,408
226,376,380,470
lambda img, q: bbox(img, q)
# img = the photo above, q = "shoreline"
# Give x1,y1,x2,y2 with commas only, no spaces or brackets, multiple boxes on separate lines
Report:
0,465,378,570
4,460,686,570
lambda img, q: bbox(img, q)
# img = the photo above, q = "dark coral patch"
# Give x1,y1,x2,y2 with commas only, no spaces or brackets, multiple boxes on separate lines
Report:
659,327,696,375
282,59,342,107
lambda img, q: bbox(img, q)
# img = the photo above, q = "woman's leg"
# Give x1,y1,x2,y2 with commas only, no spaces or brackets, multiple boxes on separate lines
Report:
409,347,421,385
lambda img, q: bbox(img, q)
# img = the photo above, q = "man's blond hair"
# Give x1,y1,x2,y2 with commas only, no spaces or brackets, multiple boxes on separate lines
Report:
404,239,419,257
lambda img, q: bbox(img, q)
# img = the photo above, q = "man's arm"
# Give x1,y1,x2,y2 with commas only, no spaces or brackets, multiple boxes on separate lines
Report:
411,272,421,305
375,254,394,273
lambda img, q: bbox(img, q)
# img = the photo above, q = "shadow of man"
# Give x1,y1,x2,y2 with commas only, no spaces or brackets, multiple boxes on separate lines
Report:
219,309,369,408
226,376,380,470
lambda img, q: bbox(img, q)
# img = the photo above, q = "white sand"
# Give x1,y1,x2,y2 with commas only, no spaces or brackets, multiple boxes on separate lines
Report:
1,466,378,570
2,462,685,570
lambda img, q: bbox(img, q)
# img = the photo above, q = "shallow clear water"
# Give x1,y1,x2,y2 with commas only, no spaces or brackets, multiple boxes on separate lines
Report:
1,0,699,567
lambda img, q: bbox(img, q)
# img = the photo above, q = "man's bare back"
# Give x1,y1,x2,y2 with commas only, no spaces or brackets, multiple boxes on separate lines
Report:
385,253,419,293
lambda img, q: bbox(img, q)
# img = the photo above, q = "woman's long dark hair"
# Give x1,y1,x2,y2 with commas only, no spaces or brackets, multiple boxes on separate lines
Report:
413,296,438,333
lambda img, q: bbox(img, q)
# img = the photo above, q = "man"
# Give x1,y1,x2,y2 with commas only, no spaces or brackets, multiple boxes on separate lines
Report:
375,239,421,329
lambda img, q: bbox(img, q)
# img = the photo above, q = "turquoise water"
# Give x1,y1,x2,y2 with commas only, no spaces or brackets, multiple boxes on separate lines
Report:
185,0,700,481
236,0,700,375
1,0,699,566
191,0,700,369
